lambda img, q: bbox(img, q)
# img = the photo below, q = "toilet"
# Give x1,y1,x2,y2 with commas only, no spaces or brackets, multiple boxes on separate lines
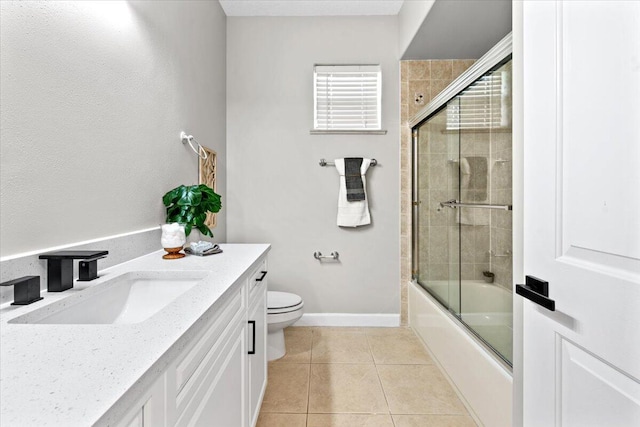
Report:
267,291,304,361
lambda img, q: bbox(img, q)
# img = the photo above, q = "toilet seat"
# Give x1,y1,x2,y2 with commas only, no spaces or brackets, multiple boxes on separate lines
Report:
268,291,303,315
266,291,304,361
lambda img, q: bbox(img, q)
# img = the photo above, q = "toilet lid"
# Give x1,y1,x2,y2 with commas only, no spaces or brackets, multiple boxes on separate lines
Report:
268,291,303,312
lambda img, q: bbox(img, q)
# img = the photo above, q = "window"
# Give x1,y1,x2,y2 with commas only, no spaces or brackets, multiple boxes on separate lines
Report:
446,69,511,130
313,65,382,132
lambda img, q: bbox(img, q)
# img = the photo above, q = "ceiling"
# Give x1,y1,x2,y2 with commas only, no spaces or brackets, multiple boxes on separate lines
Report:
219,0,405,17
219,0,512,60
402,0,512,59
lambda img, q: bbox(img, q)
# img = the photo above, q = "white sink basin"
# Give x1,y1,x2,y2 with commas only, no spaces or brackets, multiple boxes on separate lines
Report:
9,271,209,325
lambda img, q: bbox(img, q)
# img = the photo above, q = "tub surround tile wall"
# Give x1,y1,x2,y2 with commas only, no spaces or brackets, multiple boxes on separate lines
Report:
257,326,477,427
402,57,514,308
400,60,476,325
487,61,514,291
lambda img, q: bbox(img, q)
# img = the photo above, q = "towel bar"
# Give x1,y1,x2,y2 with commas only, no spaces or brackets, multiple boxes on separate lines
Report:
439,199,512,211
313,251,339,260
489,250,512,257
319,158,377,167
181,131,208,160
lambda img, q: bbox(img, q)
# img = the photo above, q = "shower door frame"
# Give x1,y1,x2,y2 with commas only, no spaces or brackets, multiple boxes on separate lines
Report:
410,34,514,366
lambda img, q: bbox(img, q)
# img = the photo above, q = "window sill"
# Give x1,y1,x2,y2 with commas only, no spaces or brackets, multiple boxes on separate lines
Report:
310,130,388,135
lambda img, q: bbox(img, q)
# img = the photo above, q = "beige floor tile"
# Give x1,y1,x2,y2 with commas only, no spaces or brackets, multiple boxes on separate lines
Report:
313,326,368,335
308,364,388,414
392,414,477,427
308,413,394,427
368,331,433,365
286,326,314,333
377,365,466,415
362,327,414,336
256,413,307,427
261,363,310,413
271,327,312,363
312,330,373,363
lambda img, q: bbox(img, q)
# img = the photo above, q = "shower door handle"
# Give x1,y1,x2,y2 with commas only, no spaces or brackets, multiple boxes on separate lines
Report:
516,276,555,311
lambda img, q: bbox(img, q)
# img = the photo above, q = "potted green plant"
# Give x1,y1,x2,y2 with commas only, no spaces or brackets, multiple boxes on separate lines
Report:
162,184,222,237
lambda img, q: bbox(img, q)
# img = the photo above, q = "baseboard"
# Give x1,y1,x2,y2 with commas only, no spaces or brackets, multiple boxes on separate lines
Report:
294,313,400,327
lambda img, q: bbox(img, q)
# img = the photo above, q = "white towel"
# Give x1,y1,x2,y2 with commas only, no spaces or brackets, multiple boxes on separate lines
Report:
335,158,371,227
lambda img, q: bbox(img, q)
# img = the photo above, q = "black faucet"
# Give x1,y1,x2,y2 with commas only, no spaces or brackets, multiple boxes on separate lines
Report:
39,250,108,292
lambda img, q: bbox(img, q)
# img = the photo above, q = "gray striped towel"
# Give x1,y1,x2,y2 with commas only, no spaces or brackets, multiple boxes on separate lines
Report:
344,157,365,201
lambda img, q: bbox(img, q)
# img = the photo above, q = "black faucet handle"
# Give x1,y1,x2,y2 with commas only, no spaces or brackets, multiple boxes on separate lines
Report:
39,250,108,260
39,250,109,291
1,276,43,305
78,254,107,282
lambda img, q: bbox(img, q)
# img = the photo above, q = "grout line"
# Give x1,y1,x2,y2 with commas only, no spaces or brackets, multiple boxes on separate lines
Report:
369,331,395,422
305,328,315,423
305,361,311,417
264,327,477,426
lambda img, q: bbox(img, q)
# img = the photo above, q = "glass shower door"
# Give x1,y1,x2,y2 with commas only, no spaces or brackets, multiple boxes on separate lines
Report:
413,58,514,365
415,105,460,315
456,60,513,364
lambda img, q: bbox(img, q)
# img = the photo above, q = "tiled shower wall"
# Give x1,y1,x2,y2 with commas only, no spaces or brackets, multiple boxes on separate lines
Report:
399,60,475,325
487,61,513,292
400,60,515,324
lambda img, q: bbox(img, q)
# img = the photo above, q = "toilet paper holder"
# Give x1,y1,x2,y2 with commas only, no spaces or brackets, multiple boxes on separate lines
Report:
313,251,339,260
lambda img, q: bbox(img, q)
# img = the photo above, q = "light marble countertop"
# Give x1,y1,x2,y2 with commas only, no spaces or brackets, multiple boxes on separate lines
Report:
0,243,270,427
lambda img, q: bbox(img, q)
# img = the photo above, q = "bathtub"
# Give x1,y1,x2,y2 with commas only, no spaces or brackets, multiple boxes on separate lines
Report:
409,280,512,427
423,280,513,363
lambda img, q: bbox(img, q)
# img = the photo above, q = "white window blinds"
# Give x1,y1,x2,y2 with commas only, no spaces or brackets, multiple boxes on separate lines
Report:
314,65,382,131
446,70,511,130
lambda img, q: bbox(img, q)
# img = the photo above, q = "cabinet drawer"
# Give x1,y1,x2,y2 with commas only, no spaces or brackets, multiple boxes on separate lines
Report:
175,321,245,427
174,287,245,406
248,258,268,302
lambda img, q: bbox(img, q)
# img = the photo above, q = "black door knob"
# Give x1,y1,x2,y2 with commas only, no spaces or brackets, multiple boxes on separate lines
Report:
516,275,556,311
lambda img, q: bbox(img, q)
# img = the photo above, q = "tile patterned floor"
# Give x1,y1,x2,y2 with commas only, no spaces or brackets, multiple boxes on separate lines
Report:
257,327,478,427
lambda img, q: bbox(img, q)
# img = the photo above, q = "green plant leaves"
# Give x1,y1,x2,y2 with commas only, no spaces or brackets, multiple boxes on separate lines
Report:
176,186,202,207
197,223,213,237
163,184,222,236
162,186,182,207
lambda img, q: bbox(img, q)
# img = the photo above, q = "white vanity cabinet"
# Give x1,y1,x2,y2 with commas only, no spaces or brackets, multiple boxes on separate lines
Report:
174,320,247,426
0,244,272,427
172,285,248,427
247,260,268,427
113,253,268,427
117,376,166,427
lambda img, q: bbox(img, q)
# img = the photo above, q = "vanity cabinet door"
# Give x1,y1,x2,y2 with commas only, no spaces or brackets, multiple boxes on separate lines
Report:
247,282,267,427
175,320,247,427
116,375,166,427
124,410,143,427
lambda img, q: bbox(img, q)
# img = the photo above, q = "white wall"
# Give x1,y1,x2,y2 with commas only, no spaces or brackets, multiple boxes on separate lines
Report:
0,0,227,258
227,16,400,316
398,0,435,58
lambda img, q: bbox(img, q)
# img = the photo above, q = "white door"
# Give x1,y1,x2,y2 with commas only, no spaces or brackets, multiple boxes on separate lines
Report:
521,1,640,426
248,291,267,427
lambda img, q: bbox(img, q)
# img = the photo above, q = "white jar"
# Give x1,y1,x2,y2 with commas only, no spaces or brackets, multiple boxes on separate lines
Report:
161,223,186,248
